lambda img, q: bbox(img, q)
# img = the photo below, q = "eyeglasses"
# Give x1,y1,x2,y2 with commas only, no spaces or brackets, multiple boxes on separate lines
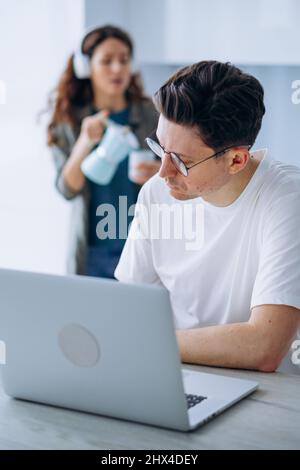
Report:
145,133,251,177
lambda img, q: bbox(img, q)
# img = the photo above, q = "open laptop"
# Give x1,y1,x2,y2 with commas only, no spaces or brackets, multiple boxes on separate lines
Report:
0,268,258,432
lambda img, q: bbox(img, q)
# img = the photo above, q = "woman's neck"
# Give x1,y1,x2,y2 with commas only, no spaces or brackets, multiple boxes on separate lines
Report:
92,89,128,113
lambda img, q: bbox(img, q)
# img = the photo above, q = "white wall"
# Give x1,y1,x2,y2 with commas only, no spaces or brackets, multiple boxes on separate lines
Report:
164,0,300,65
85,0,129,30
85,0,300,65
0,0,85,274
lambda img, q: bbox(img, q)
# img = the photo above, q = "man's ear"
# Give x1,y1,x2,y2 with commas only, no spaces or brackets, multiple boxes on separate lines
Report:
228,149,250,175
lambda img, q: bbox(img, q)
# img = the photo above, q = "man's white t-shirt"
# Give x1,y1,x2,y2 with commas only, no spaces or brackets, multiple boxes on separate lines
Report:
115,149,300,373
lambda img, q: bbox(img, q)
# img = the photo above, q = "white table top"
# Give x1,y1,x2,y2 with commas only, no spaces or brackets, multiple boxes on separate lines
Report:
0,364,299,450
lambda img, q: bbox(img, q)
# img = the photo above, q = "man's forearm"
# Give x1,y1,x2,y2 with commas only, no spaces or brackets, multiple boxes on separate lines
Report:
176,322,278,372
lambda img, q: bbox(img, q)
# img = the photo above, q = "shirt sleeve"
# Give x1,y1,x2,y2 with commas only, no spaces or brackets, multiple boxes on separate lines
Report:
114,184,162,285
50,124,80,201
251,190,300,310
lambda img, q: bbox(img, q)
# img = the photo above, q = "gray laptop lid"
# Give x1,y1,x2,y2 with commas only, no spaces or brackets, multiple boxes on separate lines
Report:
0,269,190,431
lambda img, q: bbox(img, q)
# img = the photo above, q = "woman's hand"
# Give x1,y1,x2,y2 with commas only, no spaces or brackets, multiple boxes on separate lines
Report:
62,110,109,194
80,110,109,147
132,160,161,185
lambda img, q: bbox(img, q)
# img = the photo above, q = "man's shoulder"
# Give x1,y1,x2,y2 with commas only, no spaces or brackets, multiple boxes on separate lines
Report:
258,158,300,217
263,158,300,197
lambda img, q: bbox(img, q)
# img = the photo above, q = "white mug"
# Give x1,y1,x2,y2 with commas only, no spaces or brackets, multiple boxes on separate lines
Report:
128,149,156,183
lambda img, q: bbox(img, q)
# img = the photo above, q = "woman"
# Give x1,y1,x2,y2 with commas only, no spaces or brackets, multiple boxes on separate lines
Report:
47,25,159,277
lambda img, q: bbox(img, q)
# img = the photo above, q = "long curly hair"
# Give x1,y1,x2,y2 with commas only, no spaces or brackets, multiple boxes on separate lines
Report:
47,25,147,146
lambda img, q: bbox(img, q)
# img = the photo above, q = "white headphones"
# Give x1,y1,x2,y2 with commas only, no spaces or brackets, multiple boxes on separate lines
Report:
72,26,137,80
73,28,100,79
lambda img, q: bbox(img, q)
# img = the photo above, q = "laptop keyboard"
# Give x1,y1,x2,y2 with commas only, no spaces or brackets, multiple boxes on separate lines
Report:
185,394,207,409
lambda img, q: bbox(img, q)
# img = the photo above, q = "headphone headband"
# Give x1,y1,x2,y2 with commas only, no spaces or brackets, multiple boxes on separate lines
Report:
73,27,101,79
72,26,135,80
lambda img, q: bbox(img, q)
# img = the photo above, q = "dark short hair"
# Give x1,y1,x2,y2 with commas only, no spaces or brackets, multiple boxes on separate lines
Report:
153,61,265,151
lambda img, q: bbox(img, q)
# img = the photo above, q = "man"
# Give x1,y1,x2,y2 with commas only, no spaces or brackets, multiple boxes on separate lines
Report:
115,61,300,373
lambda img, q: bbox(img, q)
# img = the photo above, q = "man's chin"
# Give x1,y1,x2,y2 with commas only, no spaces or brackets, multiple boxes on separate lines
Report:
169,188,190,200
169,188,201,201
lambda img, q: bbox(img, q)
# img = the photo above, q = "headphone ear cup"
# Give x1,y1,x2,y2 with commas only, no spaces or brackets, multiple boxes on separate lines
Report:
73,52,91,79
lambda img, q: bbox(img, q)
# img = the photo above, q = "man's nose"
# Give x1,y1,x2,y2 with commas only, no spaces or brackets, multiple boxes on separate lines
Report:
158,153,177,179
